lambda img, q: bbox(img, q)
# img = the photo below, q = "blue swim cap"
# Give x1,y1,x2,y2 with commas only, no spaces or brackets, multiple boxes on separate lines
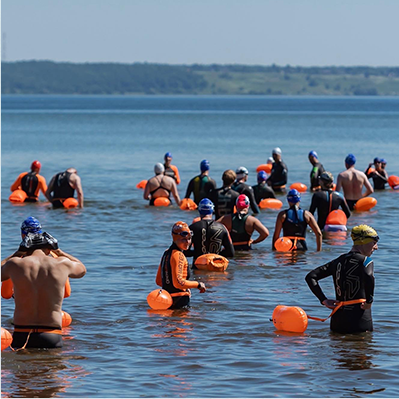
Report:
373,157,382,164
345,153,356,166
198,198,214,215
309,150,318,159
21,217,42,235
287,189,301,204
200,159,210,172
164,152,172,159
257,171,267,183
380,158,387,164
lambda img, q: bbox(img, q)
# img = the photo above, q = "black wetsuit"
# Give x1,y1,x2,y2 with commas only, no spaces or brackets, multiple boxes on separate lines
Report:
305,251,375,333
231,182,260,214
12,326,63,349
309,190,351,230
21,172,39,202
252,182,276,204
51,171,75,208
186,219,235,267
282,206,308,250
185,174,217,205
149,176,171,205
209,186,240,220
310,162,325,191
365,166,387,190
266,160,288,192
164,165,176,181
231,213,252,250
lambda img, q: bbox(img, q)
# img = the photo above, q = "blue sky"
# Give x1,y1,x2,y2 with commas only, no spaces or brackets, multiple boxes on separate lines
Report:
2,0,399,66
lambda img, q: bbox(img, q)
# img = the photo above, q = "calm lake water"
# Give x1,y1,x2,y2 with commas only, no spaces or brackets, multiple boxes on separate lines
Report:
1,95,399,398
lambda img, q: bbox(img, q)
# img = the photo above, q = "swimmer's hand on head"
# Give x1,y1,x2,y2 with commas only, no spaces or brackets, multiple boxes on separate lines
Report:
18,232,59,252
322,299,337,309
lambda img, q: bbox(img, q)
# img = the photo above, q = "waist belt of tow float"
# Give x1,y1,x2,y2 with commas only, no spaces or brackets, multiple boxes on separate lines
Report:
170,291,191,298
307,299,366,322
285,236,305,250
233,241,251,247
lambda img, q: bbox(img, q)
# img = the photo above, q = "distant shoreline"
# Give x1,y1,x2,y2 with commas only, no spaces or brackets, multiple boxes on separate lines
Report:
2,61,399,96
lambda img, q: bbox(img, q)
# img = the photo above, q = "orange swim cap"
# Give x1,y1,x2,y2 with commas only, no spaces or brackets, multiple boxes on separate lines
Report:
172,221,190,236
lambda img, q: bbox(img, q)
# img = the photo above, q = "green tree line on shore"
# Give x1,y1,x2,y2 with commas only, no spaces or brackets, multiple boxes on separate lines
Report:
2,61,399,95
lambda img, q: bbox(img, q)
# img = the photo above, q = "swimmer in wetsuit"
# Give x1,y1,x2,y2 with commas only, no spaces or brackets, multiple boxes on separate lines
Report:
163,152,181,185
46,167,84,208
309,171,351,230
144,163,181,206
252,171,276,204
232,166,260,214
156,222,206,309
336,154,373,210
1,217,86,349
273,189,322,251
185,159,217,205
266,147,288,192
305,224,378,333
10,160,47,202
186,198,234,266
308,150,325,192
365,157,388,190
209,169,240,220
217,194,269,250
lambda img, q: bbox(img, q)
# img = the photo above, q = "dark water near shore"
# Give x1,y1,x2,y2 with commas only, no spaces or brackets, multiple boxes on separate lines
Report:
2,95,399,398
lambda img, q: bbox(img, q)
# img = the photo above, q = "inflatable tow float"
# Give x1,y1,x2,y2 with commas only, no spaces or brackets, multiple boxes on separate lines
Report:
194,254,229,272
354,197,377,212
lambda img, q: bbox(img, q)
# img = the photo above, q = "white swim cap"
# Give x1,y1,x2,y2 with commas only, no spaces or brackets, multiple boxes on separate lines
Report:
154,163,165,175
272,147,282,155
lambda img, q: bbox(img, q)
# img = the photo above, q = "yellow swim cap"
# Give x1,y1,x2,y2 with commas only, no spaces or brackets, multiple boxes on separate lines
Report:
351,225,379,245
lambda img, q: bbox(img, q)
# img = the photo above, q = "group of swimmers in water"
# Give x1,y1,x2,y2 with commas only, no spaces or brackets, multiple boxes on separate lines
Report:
1,148,391,349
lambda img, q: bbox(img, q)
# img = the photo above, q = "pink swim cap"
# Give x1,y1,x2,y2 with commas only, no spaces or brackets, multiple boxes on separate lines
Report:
236,194,250,210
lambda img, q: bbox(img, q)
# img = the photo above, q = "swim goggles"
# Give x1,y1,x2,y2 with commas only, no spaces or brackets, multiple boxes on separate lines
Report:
173,231,193,238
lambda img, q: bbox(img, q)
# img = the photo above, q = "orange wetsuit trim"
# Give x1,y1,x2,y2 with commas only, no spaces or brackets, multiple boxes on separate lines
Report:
10,172,47,200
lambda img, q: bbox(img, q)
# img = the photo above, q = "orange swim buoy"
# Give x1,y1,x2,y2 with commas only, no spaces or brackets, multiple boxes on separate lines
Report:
9,189,28,203
147,289,173,310
256,164,272,174
180,198,198,210
274,237,293,252
136,180,147,189
388,175,399,189
325,209,347,226
62,198,79,209
153,197,171,207
62,311,72,328
194,254,229,272
1,327,13,351
259,198,283,209
354,197,377,212
289,182,307,192
272,305,308,333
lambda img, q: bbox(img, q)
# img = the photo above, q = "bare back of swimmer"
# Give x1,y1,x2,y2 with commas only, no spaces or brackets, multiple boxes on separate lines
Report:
144,163,181,205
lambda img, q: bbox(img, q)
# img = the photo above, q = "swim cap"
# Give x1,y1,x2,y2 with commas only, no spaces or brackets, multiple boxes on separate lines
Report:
164,152,172,159
272,147,282,155
200,159,210,172
320,171,334,183
351,225,379,245
287,189,301,204
31,160,41,171
309,150,318,159
373,157,382,164
154,163,165,175
172,221,191,235
198,198,214,215
236,194,250,210
267,157,274,164
257,171,267,183
345,153,356,166
21,217,42,235
236,166,249,176
380,158,387,164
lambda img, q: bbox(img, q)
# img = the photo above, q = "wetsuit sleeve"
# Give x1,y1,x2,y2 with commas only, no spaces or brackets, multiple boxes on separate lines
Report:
363,257,375,303
171,165,181,185
10,173,26,192
171,251,198,289
305,261,335,304
156,264,162,287
244,186,260,214
185,178,194,199
220,228,235,258
339,195,351,219
309,193,317,215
